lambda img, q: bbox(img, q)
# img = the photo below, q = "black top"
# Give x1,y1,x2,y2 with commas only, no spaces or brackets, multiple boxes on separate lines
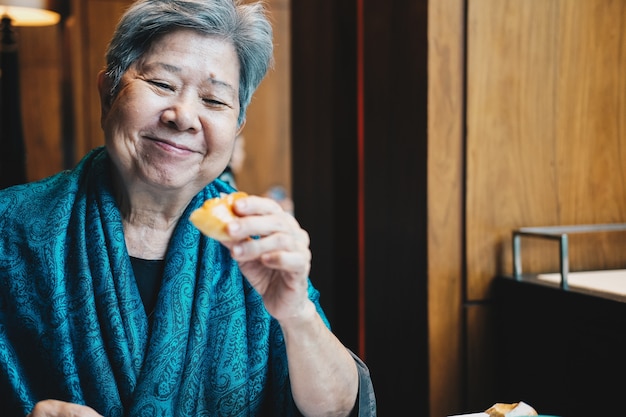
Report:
130,256,165,317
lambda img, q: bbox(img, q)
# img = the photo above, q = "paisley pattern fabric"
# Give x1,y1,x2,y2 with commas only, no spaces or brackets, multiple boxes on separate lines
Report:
0,147,329,416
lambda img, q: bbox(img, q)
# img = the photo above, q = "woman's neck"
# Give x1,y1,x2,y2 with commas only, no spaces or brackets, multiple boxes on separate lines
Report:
110,168,196,260
124,217,176,260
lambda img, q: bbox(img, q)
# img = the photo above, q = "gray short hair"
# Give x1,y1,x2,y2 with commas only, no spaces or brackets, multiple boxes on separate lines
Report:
104,0,274,126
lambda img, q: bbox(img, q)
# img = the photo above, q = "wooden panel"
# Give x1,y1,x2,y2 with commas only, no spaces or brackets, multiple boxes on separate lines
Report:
466,0,626,300
237,0,292,196
18,24,63,181
427,0,465,416
68,0,132,162
236,0,291,196
85,0,132,159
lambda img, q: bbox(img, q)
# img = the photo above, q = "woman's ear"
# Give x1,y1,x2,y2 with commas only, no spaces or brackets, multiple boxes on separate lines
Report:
97,70,112,126
236,119,246,136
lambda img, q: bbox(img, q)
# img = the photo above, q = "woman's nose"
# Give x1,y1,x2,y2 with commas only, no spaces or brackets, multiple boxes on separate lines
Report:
160,94,202,132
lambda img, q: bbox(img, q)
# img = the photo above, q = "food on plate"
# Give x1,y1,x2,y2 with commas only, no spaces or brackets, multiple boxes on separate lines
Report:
485,401,538,417
189,191,248,241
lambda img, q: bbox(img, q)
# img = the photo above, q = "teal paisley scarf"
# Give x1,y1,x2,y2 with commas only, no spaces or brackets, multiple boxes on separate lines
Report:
0,147,325,416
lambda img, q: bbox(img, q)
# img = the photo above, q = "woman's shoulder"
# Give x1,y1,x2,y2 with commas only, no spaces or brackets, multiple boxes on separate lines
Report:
0,148,105,225
0,171,74,212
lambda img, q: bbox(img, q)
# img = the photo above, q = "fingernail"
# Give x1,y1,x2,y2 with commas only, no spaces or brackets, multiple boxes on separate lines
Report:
235,199,246,210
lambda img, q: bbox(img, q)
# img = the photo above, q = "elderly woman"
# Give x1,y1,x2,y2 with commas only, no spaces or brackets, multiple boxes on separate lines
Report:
0,0,375,416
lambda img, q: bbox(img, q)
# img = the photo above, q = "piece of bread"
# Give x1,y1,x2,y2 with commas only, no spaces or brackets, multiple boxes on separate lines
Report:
485,401,538,417
189,191,248,241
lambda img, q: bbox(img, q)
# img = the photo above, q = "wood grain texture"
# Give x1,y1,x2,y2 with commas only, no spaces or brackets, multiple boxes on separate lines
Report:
463,0,626,411
466,0,626,300
236,0,292,196
66,0,130,161
18,24,63,181
427,0,465,415
84,0,132,158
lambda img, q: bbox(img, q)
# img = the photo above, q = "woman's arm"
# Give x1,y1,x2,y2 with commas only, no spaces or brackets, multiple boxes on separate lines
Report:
279,301,359,417
223,195,362,416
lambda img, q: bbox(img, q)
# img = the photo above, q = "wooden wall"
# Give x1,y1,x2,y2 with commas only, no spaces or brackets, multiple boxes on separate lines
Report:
428,0,466,414
68,0,132,162
237,0,292,196
17,24,64,181
464,0,626,410
466,0,626,297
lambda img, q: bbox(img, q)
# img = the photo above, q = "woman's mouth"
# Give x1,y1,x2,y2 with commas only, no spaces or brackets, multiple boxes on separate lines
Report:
148,136,196,155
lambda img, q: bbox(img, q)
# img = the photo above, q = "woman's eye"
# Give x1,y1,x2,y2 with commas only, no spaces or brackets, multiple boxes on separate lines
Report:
149,80,173,91
203,98,226,107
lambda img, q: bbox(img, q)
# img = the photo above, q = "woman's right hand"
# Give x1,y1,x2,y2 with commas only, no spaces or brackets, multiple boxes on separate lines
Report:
28,400,103,417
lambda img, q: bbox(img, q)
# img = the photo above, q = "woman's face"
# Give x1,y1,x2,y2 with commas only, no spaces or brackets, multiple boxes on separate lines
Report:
99,29,242,196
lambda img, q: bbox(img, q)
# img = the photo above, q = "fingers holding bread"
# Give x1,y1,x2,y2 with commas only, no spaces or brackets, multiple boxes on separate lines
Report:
189,191,248,242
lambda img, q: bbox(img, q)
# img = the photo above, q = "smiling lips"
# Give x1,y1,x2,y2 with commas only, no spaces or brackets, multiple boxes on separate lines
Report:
147,135,198,154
